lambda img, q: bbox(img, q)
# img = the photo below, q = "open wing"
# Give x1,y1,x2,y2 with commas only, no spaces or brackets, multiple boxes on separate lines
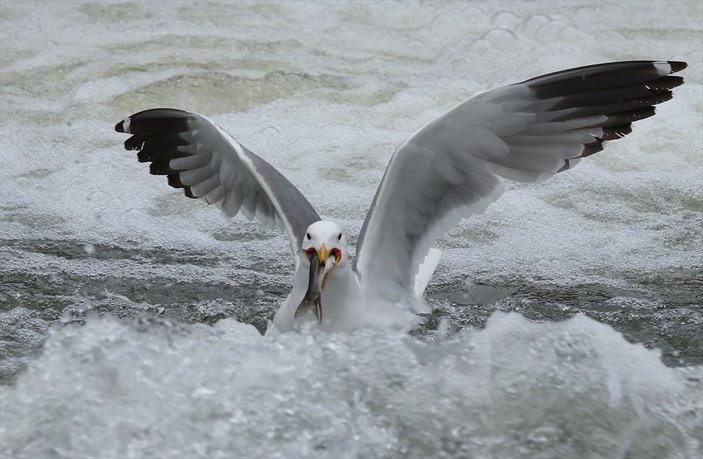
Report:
115,109,320,264
354,60,687,310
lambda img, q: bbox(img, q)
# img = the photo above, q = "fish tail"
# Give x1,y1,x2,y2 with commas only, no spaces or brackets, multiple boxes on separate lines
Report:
314,299,322,324
294,301,310,319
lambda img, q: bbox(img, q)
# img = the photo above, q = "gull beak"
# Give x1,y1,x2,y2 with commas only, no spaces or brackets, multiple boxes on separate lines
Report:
294,244,339,324
317,245,330,266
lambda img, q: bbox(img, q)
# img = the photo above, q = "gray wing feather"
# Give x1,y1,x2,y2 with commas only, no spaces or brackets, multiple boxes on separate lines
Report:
354,60,686,309
115,109,320,264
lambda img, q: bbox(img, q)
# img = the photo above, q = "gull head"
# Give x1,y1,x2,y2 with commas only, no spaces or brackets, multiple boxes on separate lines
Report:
295,221,347,324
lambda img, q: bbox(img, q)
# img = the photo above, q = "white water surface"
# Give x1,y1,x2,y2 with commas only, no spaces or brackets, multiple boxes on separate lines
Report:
1,1,702,458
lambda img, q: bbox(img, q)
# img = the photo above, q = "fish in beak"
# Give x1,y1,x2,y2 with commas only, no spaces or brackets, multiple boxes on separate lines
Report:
295,245,338,324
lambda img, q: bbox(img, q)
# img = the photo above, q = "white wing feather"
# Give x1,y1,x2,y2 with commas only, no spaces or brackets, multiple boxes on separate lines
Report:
116,109,320,265
354,60,686,310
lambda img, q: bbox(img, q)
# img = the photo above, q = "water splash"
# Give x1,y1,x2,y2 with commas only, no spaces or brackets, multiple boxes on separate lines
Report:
1,313,700,459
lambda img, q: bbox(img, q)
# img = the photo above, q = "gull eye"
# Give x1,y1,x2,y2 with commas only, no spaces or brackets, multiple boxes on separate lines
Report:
338,233,342,240
306,232,311,240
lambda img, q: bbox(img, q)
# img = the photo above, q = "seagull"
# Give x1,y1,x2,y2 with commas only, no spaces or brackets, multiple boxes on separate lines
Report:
115,60,686,331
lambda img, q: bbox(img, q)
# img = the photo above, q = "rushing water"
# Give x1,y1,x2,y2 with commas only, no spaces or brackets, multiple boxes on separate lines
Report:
1,2,702,458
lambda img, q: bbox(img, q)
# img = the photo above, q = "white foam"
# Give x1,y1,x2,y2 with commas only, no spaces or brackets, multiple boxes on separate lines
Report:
0,313,700,458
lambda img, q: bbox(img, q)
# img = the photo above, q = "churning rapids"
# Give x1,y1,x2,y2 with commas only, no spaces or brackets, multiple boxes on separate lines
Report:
1,2,702,458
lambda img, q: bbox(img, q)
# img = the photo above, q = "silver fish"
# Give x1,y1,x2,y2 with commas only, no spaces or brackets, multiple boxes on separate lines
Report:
295,251,324,324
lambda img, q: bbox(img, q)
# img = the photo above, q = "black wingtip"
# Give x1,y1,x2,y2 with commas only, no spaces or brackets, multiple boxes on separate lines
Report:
115,119,128,133
669,61,687,73
167,173,185,188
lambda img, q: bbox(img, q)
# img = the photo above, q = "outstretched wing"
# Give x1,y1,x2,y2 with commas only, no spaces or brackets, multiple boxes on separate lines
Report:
354,60,686,309
115,109,320,264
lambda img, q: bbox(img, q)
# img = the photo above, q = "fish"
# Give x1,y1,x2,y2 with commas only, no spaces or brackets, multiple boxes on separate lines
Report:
295,251,324,324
